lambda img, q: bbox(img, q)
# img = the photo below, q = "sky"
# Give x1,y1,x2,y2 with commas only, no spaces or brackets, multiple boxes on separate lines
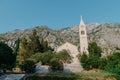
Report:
0,0,120,33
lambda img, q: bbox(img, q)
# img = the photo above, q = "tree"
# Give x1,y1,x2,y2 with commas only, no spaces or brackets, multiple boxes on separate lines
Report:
40,51,54,65
39,38,53,53
17,31,54,66
104,52,120,75
49,58,63,72
0,42,16,70
20,60,36,73
88,42,102,58
29,30,41,53
13,38,20,55
79,42,102,70
30,53,42,62
29,30,53,54
55,50,72,63
79,54,89,70
17,38,31,64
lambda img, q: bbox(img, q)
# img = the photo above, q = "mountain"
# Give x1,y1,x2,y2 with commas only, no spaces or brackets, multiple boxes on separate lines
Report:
0,23,120,54
88,23,120,54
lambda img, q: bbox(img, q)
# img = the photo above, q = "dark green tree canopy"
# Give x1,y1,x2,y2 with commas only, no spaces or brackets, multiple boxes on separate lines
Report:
88,42,102,57
20,60,36,73
49,58,63,72
55,50,72,63
79,42,103,70
0,42,16,69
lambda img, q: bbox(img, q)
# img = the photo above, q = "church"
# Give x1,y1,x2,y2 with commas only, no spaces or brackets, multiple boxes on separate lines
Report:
56,17,88,72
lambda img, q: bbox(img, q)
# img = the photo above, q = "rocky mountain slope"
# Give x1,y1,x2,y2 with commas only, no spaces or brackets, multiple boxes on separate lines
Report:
0,23,120,54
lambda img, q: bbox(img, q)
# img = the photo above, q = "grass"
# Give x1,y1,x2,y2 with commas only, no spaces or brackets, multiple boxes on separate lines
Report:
25,70,118,80
77,71,113,77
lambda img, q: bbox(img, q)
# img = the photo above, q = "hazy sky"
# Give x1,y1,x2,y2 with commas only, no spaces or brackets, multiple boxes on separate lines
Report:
0,0,120,33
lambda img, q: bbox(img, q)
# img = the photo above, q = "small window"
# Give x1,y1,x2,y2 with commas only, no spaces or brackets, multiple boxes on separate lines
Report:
81,31,85,35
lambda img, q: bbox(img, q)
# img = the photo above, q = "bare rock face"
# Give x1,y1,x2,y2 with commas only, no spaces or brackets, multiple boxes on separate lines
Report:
0,23,120,54
88,23,120,54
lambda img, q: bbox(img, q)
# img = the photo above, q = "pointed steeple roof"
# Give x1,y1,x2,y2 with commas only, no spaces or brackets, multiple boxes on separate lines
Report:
80,16,85,26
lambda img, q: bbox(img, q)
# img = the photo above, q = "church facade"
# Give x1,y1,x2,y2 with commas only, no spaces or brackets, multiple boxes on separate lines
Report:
56,42,79,57
56,17,88,56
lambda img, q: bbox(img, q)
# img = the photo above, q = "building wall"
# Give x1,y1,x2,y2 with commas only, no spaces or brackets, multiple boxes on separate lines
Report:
56,42,79,57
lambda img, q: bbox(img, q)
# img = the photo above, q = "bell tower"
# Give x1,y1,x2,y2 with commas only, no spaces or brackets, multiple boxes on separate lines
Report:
79,16,88,55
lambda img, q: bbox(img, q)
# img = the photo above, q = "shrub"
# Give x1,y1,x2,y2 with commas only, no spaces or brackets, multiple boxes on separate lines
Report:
79,42,103,70
20,60,36,73
40,51,54,65
55,50,72,63
49,58,63,72
0,42,16,70
104,52,120,75
30,51,54,65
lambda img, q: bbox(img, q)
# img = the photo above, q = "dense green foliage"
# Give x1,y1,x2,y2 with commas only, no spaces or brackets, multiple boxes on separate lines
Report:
29,30,41,53
104,52,120,75
79,42,103,70
0,42,16,70
20,60,36,73
17,30,53,65
49,58,63,72
79,42,120,78
31,50,72,65
39,38,53,53
55,50,72,63
39,51,54,65
88,42,102,57
49,50,72,72
14,30,72,73
30,51,54,65
17,38,30,64
31,50,72,72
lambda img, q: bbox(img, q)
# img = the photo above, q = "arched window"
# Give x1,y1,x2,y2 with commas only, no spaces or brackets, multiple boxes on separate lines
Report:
81,31,85,35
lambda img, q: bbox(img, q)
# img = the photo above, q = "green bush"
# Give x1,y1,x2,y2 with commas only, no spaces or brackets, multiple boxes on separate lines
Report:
20,60,36,73
88,42,102,57
79,54,89,70
40,51,54,65
55,50,72,63
79,42,103,70
49,58,63,72
80,54,102,70
30,53,42,62
104,52,120,75
0,42,16,70
30,51,54,65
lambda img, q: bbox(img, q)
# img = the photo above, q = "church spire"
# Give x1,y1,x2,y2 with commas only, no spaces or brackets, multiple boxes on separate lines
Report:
79,16,88,55
80,16,85,26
